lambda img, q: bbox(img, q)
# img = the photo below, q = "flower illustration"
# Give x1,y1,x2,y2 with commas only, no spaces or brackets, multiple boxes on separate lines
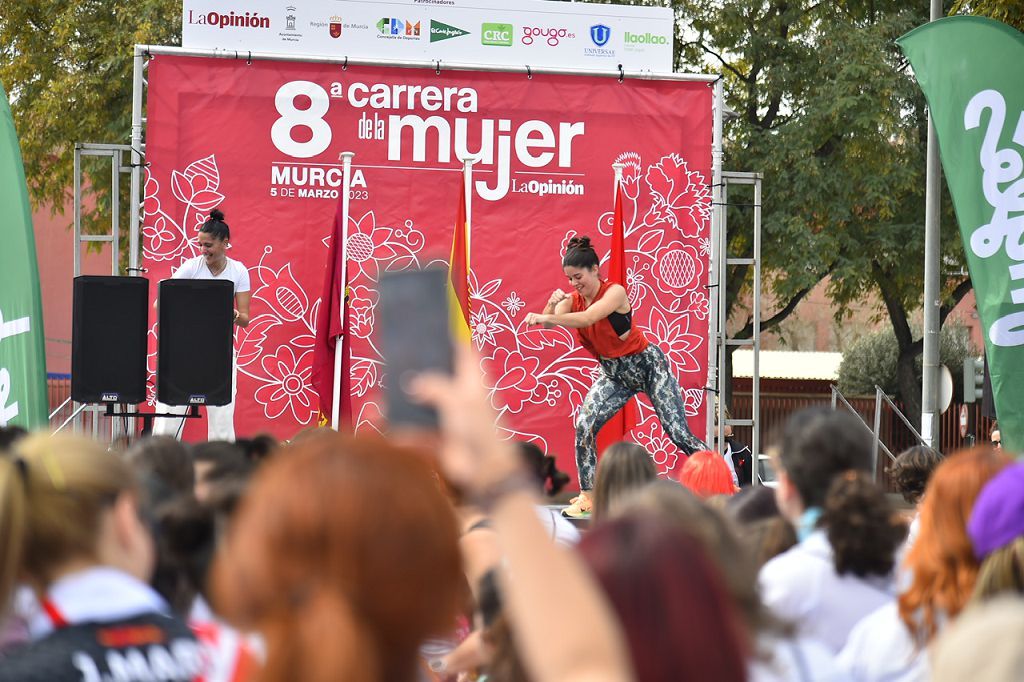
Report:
486,348,540,414
638,421,680,476
471,309,500,350
644,308,703,376
614,151,643,200
252,263,308,323
687,291,710,321
349,285,376,339
683,388,705,418
170,155,224,212
645,154,712,237
699,237,711,258
253,345,317,423
342,212,426,283
625,264,649,309
653,243,703,296
501,293,526,316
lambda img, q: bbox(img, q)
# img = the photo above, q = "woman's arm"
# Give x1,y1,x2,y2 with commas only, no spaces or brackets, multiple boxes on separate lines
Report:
411,348,634,682
233,291,251,328
526,284,626,329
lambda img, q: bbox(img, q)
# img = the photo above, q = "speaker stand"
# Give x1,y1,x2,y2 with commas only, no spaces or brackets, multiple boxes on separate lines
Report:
104,403,201,437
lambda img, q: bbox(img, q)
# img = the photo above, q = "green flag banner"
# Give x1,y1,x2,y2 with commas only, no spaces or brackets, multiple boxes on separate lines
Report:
0,81,48,429
898,17,1024,453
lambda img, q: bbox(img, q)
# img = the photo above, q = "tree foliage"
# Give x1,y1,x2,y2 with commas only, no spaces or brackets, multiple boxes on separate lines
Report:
604,1,977,421
838,324,976,401
0,0,179,239
951,0,1024,29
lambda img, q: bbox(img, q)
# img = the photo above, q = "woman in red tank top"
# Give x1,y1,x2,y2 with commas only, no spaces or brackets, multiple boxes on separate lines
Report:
525,236,706,516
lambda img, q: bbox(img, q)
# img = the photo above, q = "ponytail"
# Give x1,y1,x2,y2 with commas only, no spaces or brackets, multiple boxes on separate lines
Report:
562,235,599,270
0,434,138,611
0,456,28,613
200,208,230,241
822,471,906,577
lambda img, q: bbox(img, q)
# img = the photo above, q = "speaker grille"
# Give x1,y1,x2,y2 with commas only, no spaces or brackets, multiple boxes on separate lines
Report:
71,276,149,404
157,279,234,406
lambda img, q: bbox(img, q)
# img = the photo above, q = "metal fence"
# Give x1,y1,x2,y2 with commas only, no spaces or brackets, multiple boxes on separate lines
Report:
730,389,996,491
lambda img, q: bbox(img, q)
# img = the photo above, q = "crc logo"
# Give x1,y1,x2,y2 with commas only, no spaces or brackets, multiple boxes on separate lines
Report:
589,24,611,47
481,22,513,46
522,26,575,47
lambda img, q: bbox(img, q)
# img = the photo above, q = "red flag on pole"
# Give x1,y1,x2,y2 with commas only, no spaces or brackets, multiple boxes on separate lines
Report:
597,181,637,451
311,196,352,428
449,168,472,342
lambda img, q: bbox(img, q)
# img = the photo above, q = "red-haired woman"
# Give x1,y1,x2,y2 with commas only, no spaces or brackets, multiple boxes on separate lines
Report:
679,449,738,499
838,446,1012,680
211,432,463,682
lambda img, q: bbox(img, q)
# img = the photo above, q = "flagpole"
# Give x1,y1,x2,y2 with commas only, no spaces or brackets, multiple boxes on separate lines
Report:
332,151,355,430
461,156,475,270
612,162,625,201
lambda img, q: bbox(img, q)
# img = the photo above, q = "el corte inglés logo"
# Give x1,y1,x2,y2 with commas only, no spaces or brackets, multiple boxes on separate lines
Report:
430,20,469,42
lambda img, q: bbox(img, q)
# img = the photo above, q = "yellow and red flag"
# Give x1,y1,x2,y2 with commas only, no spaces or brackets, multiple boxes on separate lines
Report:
449,172,472,343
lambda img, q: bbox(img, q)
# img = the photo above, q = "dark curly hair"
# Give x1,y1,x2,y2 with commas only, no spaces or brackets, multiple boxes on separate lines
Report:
822,471,907,577
562,235,599,270
888,445,941,505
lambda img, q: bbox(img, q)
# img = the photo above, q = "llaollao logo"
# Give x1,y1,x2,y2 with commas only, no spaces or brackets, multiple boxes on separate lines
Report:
522,26,575,47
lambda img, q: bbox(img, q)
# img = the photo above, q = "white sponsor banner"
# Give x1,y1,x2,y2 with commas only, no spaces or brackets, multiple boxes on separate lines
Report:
181,0,674,73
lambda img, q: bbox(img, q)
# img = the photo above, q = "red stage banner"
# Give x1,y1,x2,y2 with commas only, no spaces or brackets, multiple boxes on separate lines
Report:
143,55,712,481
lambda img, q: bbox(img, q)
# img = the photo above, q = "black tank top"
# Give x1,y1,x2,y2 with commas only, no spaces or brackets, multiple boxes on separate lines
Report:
607,309,633,336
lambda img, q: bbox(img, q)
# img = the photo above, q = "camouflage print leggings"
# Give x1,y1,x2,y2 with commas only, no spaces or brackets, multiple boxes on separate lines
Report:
575,344,706,490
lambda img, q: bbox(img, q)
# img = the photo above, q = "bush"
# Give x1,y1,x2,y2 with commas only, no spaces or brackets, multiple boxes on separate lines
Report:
837,324,976,401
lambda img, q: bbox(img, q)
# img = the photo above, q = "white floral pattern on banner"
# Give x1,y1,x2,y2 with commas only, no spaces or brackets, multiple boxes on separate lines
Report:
144,151,710,475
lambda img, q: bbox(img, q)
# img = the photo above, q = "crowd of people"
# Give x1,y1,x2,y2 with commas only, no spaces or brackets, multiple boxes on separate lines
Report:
1,345,1022,682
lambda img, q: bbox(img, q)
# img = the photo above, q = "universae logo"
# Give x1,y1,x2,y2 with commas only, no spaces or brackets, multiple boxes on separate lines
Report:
590,24,611,47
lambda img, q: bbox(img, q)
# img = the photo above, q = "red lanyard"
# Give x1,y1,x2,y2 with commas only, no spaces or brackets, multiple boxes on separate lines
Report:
40,597,70,629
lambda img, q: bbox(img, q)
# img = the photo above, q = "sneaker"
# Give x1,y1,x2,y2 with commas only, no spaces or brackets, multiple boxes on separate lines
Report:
562,491,593,518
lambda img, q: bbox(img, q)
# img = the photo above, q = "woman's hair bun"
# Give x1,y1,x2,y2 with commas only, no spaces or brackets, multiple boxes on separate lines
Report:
567,235,593,251
209,208,226,222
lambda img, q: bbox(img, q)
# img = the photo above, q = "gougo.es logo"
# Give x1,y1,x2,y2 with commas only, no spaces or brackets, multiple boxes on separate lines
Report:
521,26,575,46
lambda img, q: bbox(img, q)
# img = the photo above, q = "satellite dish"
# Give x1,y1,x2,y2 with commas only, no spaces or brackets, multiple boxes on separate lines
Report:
939,364,954,414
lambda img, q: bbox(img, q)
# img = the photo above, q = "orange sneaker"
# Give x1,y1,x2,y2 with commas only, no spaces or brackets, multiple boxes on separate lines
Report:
562,491,593,518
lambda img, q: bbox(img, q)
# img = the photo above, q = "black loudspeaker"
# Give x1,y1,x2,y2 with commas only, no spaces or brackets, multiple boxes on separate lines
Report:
71,276,149,404
157,279,234,406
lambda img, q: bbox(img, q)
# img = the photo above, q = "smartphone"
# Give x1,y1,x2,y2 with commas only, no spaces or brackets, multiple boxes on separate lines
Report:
378,268,454,428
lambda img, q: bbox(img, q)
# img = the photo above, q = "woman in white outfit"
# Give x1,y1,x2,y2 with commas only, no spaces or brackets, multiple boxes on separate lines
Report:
153,209,250,441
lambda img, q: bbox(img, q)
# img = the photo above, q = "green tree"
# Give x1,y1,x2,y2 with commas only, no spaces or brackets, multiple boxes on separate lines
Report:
602,0,976,424
0,0,179,251
951,0,1024,29
665,0,970,416
838,324,976,402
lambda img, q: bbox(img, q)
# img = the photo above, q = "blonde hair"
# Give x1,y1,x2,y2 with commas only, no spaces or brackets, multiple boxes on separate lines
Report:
972,536,1024,603
0,433,138,611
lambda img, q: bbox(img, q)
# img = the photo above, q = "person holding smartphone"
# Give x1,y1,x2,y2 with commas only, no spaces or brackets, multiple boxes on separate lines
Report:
152,209,251,441
525,236,705,516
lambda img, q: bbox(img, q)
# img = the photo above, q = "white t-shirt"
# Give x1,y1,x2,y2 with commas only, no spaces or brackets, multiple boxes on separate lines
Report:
173,255,250,294
759,530,897,654
537,505,581,546
837,601,929,682
750,631,853,682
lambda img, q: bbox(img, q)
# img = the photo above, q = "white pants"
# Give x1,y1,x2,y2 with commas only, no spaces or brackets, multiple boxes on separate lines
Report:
152,358,237,441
